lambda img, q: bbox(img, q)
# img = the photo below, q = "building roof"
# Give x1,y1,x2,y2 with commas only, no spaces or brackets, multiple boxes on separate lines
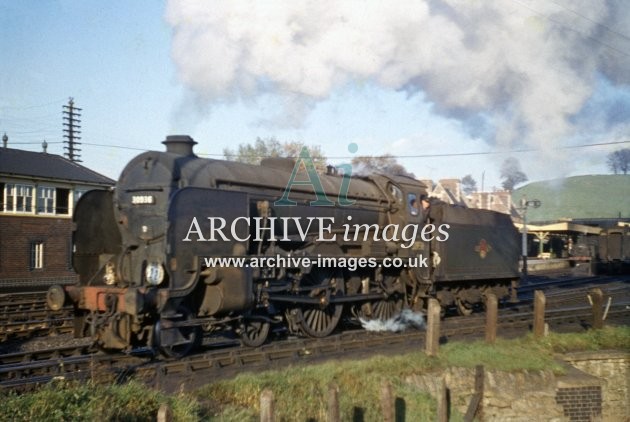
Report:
0,147,114,186
512,175,630,223
513,221,602,235
431,179,466,206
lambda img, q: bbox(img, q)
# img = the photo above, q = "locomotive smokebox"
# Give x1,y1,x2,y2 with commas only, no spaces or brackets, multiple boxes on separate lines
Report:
163,135,197,156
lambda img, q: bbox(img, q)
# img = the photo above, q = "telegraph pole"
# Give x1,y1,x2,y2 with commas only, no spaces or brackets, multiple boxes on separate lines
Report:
62,97,82,162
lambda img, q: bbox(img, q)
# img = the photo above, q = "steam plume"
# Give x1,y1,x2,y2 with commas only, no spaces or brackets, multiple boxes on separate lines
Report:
360,309,425,332
166,1,630,148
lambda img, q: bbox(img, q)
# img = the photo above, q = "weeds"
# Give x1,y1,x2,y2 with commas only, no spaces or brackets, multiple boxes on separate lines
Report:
1,326,627,421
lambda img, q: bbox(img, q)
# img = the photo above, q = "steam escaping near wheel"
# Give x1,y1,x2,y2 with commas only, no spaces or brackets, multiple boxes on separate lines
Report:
360,309,425,332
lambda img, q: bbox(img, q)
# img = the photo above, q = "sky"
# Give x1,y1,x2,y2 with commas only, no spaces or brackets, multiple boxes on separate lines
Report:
1,0,629,190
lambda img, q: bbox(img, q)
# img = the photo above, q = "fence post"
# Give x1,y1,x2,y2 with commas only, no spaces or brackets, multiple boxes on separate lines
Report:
464,365,485,422
590,288,604,329
157,404,172,422
533,290,546,338
485,293,498,344
380,380,394,422
510,279,519,303
437,377,449,422
260,389,275,422
327,383,340,422
425,298,441,356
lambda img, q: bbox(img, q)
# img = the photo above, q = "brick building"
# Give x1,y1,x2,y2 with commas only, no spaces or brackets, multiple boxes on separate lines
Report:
0,137,114,289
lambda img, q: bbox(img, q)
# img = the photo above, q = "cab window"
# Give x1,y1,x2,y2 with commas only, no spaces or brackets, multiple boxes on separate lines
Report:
408,193,419,216
388,184,403,204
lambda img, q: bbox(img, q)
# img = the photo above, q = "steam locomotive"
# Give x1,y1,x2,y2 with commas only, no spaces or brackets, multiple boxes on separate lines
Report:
47,136,520,356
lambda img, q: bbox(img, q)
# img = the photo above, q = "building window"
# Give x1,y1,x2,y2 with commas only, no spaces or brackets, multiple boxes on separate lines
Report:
37,186,55,214
0,182,4,211
56,188,70,214
30,241,44,270
5,183,34,213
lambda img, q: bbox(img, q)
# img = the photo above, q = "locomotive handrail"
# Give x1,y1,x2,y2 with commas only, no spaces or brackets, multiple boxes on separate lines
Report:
124,186,164,192
215,178,386,205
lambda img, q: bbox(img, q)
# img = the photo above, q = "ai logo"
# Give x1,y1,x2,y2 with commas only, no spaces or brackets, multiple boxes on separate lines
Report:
274,144,358,207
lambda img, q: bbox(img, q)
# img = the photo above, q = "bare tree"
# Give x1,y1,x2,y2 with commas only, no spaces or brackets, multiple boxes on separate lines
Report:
461,174,478,195
606,148,630,174
500,157,528,191
351,154,414,177
224,137,327,171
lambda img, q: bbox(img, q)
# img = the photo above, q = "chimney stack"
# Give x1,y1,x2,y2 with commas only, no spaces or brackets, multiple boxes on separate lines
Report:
2,133,7,148
162,135,197,156
42,140,48,153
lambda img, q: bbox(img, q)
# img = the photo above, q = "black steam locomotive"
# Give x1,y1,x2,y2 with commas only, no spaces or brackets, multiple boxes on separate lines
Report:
47,136,520,356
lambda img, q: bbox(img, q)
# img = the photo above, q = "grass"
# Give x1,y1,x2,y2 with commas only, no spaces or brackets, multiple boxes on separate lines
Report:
541,325,630,353
0,380,200,422
198,355,437,421
0,326,627,421
197,325,629,420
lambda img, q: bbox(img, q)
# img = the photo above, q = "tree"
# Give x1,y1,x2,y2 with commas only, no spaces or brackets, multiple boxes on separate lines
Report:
223,137,282,165
500,157,528,191
606,148,630,174
461,174,478,195
351,154,415,177
223,137,327,172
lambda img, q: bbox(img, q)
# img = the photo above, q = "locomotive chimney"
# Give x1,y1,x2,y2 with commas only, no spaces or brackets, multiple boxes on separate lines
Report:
163,135,197,156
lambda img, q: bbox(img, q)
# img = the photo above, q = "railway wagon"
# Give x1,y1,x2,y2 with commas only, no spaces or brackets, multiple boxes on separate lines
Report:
47,135,520,356
597,226,630,274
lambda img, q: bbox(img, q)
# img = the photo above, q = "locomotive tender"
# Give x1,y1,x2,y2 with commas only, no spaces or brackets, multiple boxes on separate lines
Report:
47,135,520,356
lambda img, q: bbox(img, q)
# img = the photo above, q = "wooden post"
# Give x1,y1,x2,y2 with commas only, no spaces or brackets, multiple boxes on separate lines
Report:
464,365,484,422
533,290,546,338
485,293,497,344
510,279,519,303
157,404,172,422
437,377,449,422
425,298,441,356
260,389,275,422
590,288,604,329
327,383,340,422
380,381,394,422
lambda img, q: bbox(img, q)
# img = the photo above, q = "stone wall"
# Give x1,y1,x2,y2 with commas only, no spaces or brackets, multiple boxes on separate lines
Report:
405,351,628,421
562,351,629,422
406,367,567,422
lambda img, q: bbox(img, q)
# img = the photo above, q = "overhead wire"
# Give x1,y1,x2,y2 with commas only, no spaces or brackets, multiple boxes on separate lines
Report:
6,138,629,159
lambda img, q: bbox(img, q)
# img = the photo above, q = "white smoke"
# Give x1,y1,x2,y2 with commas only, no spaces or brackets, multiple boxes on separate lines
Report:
360,309,425,332
165,0,630,150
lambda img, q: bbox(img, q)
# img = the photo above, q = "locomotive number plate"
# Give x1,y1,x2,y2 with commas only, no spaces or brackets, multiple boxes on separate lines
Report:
131,195,155,205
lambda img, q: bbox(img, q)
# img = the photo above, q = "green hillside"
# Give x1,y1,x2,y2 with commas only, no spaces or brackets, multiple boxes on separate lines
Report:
512,175,630,223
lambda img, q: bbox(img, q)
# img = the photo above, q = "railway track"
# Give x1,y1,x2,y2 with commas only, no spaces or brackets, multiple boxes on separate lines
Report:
1,279,627,392
0,274,623,343
0,292,74,342
518,273,628,294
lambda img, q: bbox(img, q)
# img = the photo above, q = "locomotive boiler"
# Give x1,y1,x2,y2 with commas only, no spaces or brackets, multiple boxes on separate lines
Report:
47,135,520,356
